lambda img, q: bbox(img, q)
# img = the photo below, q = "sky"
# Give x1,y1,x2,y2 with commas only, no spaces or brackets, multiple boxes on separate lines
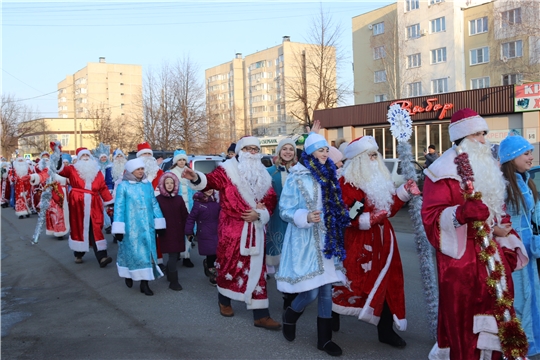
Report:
2,0,392,118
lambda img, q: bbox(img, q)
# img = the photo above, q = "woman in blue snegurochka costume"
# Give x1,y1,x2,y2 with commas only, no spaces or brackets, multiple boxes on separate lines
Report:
499,134,540,357
168,149,196,268
275,132,350,357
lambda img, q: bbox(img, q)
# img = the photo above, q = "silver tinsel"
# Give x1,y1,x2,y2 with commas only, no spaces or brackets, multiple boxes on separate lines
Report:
397,141,439,340
32,142,62,244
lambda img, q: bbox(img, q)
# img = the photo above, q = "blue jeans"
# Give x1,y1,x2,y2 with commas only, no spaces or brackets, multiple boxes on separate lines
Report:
291,283,332,318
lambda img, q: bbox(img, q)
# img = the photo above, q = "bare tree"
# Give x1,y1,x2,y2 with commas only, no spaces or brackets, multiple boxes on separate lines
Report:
1,94,40,157
87,105,138,152
285,8,350,131
17,118,50,154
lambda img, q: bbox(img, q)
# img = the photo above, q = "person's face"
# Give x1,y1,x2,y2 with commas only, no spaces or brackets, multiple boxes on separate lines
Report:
115,154,124,160
156,157,164,165
312,147,329,164
140,153,152,158
428,148,435,154
164,178,175,192
132,167,145,180
227,151,236,158
204,189,214,196
63,160,69,166
466,131,487,144
80,154,90,161
280,144,295,162
242,146,260,154
368,151,378,162
176,158,187,167
513,150,534,173
100,155,107,163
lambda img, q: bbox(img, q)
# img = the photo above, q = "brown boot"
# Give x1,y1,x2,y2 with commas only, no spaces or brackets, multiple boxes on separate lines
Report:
219,302,234,317
254,316,281,330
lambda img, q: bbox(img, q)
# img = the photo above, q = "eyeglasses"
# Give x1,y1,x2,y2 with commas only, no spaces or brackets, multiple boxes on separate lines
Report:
242,146,260,153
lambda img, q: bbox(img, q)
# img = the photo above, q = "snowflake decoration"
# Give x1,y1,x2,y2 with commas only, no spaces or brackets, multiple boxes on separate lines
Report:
387,104,413,143
225,273,233,281
237,261,244,268
243,268,249,276
254,285,263,295
236,277,244,287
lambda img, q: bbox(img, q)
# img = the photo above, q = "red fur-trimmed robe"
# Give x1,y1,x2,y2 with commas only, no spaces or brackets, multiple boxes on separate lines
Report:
332,179,407,330
1,165,11,206
192,158,277,309
9,164,34,216
31,168,70,237
58,164,113,252
421,149,529,360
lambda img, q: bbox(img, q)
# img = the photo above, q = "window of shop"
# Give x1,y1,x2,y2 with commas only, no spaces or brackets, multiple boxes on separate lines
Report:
471,77,490,89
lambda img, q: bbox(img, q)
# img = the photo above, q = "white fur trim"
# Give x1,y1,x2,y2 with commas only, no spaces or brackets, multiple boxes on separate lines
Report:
424,148,461,183
154,217,166,230
332,303,362,317
256,208,270,225
69,236,89,252
136,148,153,157
77,149,91,160
477,333,501,352
428,343,450,360
95,239,107,251
473,314,498,334
293,208,312,229
29,173,41,186
393,314,407,331
449,115,489,142
439,206,468,259
345,136,378,159
172,154,188,164
359,212,371,230
396,183,411,202
188,171,208,191
235,136,260,155
117,264,158,281
494,234,529,270
357,305,380,326
15,209,30,216
217,287,269,310
220,158,271,208
111,222,125,234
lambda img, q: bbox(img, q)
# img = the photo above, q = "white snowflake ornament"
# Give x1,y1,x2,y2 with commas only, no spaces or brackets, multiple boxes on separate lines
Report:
387,104,413,143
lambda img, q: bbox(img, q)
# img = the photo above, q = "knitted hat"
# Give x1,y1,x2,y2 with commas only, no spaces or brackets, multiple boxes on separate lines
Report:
235,136,260,154
304,133,328,155
173,149,188,164
61,154,72,164
449,108,489,142
113,148,125,158
227,143,236,153
498,134,534,164
136,142,153,157
328,146,344,164
276,138,296,157
344,136,378,159
76,147,91,160
125,158,145,174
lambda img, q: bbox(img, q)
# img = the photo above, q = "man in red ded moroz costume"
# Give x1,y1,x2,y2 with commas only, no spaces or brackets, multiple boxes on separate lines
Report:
9,154,34,219
182,136,281,330
332,136,420,349
136,142,163,192
421,108,529,360
58,147,114,267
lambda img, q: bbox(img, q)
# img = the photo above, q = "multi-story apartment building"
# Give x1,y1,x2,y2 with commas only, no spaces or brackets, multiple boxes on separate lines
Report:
205,37,337,153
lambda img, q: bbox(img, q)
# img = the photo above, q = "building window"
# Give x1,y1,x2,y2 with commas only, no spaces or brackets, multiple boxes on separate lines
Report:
61,134,69,147
374,70,387,83
406,0,419,11
407,24,420,39
374,46,386,59
60,97,67,103
373,22,384,35
430,0,444,4
432,78,448,94
431,17,446,33
502,40,523,59
407,53,421,68
502,73,523,85
470,17,488,35
374,94,387,102
408,82,422,97
470,47,489,65
501,8,521,27
431,47,447,64
471,77,490,89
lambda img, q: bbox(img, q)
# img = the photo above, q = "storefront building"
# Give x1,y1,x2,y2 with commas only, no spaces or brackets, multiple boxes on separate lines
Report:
314,85,540,166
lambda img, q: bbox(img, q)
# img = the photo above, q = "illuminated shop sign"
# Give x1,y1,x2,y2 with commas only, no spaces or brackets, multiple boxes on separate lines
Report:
390,98,454,119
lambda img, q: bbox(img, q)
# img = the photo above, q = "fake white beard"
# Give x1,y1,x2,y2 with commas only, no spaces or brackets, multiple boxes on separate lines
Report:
38,158,50,171
74,158,99,183
459,138,506,223
142,156,159,181
13,159,29,177
342,152,395,213
237,151,272,202
111,158,127,181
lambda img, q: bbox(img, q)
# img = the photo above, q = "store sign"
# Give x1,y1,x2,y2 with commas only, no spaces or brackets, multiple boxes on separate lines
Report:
515,82,540,112
260,138,279,146
23,154,32,160
390,98,454,119
486,129,521,144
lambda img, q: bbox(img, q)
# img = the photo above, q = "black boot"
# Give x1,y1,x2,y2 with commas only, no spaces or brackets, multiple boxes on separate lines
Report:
125,278,133,288
317,317,342,356
331,311,340,332
377,302,406,348
140,280,154,296
168,271,183,291
282,307,303,342
282,292,298,310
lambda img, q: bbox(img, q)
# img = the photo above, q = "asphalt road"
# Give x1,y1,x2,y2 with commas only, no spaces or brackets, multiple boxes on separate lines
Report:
0,206,442,359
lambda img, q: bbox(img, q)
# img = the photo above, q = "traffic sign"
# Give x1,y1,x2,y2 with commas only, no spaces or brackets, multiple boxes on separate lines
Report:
23,154,32,160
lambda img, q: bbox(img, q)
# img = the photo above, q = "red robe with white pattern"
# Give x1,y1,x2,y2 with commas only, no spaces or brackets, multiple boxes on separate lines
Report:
332,179,407,330
9,165,34,216
58,165,112,252
193,159,277,309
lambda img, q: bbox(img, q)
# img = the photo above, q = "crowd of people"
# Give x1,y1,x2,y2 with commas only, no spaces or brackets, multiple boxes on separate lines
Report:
1,107,539,359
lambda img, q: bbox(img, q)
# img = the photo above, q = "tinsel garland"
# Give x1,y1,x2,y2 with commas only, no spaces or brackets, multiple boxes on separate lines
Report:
301,152,349,261
454,151,528,359
32,141,62,244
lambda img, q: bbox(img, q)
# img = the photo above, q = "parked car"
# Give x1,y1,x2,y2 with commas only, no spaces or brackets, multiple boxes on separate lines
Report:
529,165,540,197
261,155,274,168
383,159,425,192
161,155,225,174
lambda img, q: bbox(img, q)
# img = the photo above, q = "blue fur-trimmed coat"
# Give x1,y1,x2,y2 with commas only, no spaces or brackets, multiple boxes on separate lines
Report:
112,179,166,281
506,171,540,357
266,164,289,266
275,163,346,294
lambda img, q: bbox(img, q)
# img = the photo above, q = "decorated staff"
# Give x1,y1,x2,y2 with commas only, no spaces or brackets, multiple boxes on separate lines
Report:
386,104,438,339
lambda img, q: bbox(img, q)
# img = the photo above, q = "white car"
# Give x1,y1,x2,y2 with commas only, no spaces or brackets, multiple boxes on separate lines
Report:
383,159,425,191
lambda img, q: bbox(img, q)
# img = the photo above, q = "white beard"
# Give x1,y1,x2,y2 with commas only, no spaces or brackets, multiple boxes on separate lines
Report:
74,158,99,183
342,152,395,213
38,158,50,171
13,160,29,177
111,158,127,181
142,156,159,181
459,138,506,224
237,151,272,202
